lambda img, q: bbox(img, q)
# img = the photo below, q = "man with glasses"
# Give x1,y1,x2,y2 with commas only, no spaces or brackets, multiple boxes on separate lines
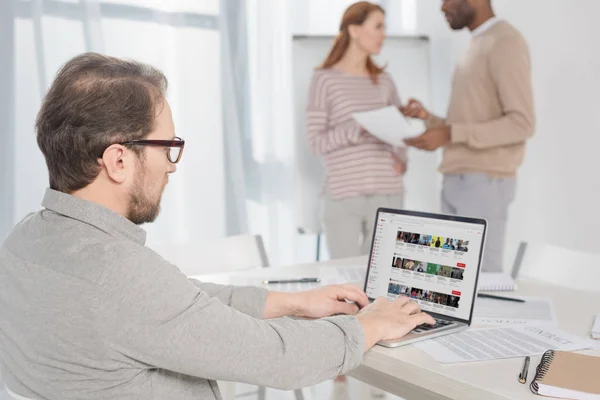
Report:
0,53,433,400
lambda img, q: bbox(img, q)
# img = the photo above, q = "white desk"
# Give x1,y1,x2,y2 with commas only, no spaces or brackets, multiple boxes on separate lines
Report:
191,257,600,400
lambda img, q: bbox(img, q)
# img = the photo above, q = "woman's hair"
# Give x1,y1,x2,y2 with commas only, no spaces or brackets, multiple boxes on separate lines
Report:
320,1,385,83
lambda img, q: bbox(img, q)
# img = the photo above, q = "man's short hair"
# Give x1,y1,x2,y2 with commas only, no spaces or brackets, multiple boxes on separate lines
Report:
36,52,168,193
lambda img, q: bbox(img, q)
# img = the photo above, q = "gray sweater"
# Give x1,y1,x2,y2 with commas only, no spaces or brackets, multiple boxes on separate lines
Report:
0,189,365,400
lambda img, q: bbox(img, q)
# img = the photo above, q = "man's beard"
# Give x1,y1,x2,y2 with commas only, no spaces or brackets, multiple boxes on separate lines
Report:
127,164,165,225
447,5,475,30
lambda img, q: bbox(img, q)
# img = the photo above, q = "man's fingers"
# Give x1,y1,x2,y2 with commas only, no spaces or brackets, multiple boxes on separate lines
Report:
403,136,421,146
406,137,427,149
410,312,436,326
393,296,411,307
333,300,360,315
425,139,439,151
336,285,369,309
401,301,421,315
417,134,433,149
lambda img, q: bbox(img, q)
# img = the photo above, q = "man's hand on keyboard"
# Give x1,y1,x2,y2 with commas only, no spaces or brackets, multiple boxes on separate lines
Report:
291,284,370,319
356,297,435,351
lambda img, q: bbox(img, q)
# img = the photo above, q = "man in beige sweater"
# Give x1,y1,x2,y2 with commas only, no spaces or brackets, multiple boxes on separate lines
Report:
403,0,535,272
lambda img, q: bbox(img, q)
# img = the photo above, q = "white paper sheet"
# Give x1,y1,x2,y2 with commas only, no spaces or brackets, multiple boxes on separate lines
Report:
413,325,595,364
593,314,600,339
352,106,412,147
334,266,365,283
473,296,557,326
478,272,517,291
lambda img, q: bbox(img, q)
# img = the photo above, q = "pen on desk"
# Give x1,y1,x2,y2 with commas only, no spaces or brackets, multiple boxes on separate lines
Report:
519,356,530,384
262,278,321,284
477,293,525,303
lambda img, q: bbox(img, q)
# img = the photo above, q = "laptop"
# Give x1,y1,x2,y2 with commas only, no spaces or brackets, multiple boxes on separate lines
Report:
363,208,487,348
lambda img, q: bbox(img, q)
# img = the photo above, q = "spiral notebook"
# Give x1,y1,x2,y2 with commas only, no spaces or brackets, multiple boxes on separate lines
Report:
530,350,600,399
478,272,517,291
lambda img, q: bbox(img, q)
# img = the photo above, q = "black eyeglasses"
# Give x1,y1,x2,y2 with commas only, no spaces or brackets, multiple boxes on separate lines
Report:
102,136,185,163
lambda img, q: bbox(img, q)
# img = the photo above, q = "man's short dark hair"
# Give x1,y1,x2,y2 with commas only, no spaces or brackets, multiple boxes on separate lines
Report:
36,52,168,193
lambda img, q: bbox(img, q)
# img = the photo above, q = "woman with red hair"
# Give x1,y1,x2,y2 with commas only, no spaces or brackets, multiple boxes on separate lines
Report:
307,2,407,268
307,4,405,398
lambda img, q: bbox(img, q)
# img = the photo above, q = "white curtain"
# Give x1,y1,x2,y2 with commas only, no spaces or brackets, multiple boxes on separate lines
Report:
240,0,297,265
4,0,226,244
220,0,250,235
0,1,15,243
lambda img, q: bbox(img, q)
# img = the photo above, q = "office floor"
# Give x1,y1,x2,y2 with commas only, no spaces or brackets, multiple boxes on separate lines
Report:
233,378,404,400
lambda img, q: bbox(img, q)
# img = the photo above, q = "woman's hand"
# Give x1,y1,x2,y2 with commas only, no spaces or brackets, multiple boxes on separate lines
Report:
392,154,407,176
400,98,429,121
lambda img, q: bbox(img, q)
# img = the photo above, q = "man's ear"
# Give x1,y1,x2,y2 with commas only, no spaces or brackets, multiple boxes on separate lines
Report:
99,145,129,184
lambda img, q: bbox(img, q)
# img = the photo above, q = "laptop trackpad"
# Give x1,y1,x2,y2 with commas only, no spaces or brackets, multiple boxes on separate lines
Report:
377,322,465,347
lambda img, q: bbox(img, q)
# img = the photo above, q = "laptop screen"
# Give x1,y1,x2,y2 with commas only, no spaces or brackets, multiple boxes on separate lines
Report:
364,210,486,322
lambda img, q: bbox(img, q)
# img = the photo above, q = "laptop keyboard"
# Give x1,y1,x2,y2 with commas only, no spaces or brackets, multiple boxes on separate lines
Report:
413,318,455,333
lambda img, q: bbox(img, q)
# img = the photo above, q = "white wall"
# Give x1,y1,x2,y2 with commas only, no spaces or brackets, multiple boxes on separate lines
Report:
497,0,600,258
392,0,600,266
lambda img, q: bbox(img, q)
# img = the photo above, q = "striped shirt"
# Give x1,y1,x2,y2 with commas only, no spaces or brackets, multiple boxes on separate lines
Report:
306,68,405,200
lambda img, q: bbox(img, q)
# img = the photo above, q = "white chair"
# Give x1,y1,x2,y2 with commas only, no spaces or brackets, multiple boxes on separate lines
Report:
0,372,35,400
0,373,6,400
149,234,304,400
3,387,36,400
513,241,600,292
147,234,270,275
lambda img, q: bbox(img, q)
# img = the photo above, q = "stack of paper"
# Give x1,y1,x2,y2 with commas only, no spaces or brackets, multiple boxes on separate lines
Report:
473,296,557,326
414,325,596,364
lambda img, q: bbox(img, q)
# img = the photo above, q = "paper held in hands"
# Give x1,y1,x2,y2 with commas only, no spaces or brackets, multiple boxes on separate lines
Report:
352,106,413,147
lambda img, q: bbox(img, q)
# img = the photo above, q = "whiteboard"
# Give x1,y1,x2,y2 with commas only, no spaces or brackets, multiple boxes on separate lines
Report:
292,35,441,232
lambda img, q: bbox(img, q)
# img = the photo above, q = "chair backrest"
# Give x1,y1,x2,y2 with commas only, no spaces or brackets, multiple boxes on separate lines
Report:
509,241,528,279
515,242,600,292
3,386,36,400
147,234,269,276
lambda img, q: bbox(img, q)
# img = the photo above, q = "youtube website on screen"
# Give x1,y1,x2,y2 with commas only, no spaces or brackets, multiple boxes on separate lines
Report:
365,212,485,321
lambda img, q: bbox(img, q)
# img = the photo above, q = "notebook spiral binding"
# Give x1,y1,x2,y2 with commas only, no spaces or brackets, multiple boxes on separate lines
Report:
530,350,557,394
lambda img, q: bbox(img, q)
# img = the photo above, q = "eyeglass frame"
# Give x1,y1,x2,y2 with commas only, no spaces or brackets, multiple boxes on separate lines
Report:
100,136,185,164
